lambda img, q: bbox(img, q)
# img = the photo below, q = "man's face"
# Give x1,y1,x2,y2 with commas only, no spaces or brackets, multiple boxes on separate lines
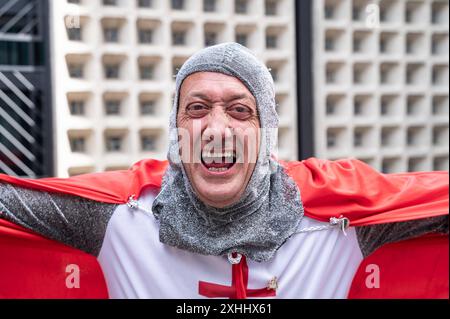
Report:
177,72,260,208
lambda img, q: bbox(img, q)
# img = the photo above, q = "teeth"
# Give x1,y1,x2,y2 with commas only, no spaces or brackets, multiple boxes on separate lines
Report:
208,167,229,172
202,151,235,158
202,151,236,164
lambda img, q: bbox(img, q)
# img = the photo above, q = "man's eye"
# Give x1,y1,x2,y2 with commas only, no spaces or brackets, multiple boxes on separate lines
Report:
186,104,209,117
228,106,252,119
190,104,205,111
234,107,248,113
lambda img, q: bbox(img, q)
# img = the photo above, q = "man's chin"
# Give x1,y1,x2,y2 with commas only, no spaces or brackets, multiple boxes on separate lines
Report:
196,187,242,208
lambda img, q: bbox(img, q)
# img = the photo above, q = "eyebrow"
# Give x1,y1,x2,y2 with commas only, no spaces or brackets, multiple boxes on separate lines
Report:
188,92,254,104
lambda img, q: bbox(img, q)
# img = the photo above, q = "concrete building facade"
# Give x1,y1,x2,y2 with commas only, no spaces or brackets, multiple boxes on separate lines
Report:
312,0,449,173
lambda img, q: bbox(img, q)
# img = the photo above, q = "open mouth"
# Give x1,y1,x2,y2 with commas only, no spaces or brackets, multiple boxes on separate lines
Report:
201,150,237,173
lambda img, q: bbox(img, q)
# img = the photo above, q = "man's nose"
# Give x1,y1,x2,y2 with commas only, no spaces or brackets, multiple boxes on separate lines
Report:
204,108,233,142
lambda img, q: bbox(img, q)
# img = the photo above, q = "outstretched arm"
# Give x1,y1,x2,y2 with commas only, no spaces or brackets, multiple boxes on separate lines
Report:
284,158,449,255
0,182,118,256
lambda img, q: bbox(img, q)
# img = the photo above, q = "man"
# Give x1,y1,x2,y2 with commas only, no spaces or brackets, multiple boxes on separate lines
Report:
0,43,448,299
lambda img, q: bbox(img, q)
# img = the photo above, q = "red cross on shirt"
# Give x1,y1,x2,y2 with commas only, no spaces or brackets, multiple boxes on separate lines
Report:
198,253,277,299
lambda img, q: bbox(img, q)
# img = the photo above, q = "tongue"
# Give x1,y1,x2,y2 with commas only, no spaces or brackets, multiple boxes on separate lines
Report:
203,159,234,169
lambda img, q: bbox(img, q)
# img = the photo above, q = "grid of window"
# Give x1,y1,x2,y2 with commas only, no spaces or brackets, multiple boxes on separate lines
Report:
315,0,449,172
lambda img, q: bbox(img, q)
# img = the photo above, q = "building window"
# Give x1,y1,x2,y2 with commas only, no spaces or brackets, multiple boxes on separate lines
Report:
138,0,152,8
353,38,362,52
104,28,119,43
406,69,413,85
266,35,277,49
105,100,121,115
68,64,84,78
104,64,120,79
405,8,412,23
326,69,335,83
432,129,439,145
171,0,184,10
381,100,389,116
203,0,216,12
406,38,413,54
354,131,363,147
326,100,336,115
381,131,389,146
141,101,156,115
407,130,415,146
324,4,334,19
432,96,447,115
173,64,182,77
380,38,387,53
138,29,153,44
432,98,439,115
69,100,85,115
380,7,387,22
70,137,86,152
236,33,248,47
380,69,388,84
406,100,415,115
327,132,336,148
67,27,82,41
140,65,155,80
269,67,278,82
381,161,390,174
141,136,157,151
172,31,186,45
353,69,362,84
106,136,123,152
352,7,363,21
431,38,438,55
433,157,448,171
354,100,363,115
265,0,277,16
205,31,218,47
103,0,117,6
235,0,248,14
432,68,440,85
325,37,335,51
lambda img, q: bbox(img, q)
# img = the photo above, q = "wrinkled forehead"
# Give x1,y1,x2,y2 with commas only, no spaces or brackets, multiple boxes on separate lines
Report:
178,72,257,107
169,43,278,131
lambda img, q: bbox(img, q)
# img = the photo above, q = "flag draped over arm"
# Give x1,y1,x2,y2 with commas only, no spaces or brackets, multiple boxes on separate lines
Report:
0,158,448,298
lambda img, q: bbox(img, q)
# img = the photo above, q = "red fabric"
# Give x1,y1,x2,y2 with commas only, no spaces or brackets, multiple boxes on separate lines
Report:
0,219,108,299
0,158,448,299
281,158,448,226
0,159,168,204
348,234,449,299
198,254,276,299
0,159,167,299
